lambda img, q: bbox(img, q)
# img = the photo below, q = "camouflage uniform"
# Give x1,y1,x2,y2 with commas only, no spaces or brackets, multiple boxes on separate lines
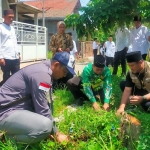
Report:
49,33,73,56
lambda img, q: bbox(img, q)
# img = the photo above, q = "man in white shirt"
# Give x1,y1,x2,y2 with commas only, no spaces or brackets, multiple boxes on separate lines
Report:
68,32,78,59
113,27,130,76
105,35,116,67
0,9,20,85
92,38,98,58
130,16,150,60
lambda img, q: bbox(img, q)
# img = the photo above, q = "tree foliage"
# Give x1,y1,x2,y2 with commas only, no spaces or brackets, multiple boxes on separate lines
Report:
64,0,150,39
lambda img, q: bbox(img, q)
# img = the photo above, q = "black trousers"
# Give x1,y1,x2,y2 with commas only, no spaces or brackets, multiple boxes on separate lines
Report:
120,80,150,112
142,54,147,60
67,76,105,103
106,56,114,67
93,49,98,59
1,59,20,85
113,48,127,75
52,71,74,90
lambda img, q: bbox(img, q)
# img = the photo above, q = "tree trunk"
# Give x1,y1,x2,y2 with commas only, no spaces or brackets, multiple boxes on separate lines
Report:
120,113,141,150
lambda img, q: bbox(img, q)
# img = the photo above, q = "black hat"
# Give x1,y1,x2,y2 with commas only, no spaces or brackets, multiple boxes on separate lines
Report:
133,16,142,22
94,55,106,68
3,9,14,16
126,51,143,63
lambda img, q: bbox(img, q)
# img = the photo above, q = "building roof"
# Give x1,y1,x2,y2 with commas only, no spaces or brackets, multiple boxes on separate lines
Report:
9,2,42,14
25,0,81,19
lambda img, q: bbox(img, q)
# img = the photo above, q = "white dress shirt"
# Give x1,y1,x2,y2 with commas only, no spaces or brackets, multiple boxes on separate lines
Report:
116,27,130,51
70,40,77,57
130,25,150,55
0,23,19,59
92,41,98,49
105,41,116,57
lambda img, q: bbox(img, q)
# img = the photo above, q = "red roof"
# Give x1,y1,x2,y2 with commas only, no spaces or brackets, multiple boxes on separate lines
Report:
25,0,81,19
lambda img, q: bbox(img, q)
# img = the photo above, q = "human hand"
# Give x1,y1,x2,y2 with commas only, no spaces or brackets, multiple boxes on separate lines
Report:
55,132,68,143
116,107,125,116
0,59,5,66
129,95,143,105
58,48,63,52
92,102,100,111
103,103,110,111
18,55,21,61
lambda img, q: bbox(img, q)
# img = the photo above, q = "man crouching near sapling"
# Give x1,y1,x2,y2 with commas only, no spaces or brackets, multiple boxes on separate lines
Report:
0,52,76,144
67,55,112,111
117,51,150,115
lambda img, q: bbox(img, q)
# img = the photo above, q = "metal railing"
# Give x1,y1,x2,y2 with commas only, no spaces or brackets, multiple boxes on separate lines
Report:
0,18,47,62
12,21,47,45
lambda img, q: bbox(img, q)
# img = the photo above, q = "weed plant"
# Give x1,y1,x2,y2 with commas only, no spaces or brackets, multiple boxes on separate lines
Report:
0,53,149,149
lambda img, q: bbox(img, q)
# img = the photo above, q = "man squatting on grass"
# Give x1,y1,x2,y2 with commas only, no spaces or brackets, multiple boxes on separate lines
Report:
67,55,112,111
117,51,150,114
0,52,75,144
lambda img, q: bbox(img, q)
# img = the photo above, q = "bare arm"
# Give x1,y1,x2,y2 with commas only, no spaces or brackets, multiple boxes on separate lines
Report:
117,87,132,114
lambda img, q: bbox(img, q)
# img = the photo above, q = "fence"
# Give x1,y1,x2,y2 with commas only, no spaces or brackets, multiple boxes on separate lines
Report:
0,18,47,62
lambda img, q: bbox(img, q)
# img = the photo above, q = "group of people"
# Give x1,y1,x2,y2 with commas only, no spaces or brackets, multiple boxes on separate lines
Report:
93,16,150,77
0,9,149,145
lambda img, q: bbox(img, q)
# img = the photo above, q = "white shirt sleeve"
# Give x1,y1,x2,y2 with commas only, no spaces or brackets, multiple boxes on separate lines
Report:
73,40,77,53
93,41,98,49
125,28,130,47
145,27,150,40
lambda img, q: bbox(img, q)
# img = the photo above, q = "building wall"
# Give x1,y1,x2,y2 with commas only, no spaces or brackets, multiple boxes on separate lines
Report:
38,20,78,50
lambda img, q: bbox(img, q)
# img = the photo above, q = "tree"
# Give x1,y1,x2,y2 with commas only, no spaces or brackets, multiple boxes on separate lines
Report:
64,0,150,39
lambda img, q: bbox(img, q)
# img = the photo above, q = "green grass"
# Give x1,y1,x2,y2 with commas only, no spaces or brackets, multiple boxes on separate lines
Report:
0,63,150,150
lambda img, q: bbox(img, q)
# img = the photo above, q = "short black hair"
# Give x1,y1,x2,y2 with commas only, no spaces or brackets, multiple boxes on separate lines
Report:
109,35,113,37
94,38,97,41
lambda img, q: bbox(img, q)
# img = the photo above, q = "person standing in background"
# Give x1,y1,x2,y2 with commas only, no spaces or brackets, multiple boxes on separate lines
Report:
49,21,73,57
130,16,150,60
0,9,20,86
105,35,116,67
113,27,130,76
67,32,79,59
93,38,98,58
100,42,106,56
49,21,74,89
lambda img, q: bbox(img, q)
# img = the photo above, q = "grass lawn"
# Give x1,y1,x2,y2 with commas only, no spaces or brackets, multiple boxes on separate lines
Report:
0,52,150,150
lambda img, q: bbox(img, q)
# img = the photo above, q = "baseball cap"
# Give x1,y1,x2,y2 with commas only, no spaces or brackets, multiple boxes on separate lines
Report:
53,52,76,75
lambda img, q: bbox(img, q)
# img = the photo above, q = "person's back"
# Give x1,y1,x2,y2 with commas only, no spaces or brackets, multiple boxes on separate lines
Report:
0,60,52,121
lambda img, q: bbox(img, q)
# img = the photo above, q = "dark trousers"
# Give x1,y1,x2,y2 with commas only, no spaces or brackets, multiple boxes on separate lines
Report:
52,71,73,90
120,80,150,112
1,59,20,85
67,76,105,104
93,49,98,59
106,56,114,67
113,48,127,75
142,54,147,60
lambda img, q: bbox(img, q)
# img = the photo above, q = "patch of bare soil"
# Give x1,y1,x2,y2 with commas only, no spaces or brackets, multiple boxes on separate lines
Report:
75,57,91,63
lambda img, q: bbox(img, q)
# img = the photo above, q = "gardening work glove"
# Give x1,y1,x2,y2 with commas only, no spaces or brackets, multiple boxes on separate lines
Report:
92,102,100,111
